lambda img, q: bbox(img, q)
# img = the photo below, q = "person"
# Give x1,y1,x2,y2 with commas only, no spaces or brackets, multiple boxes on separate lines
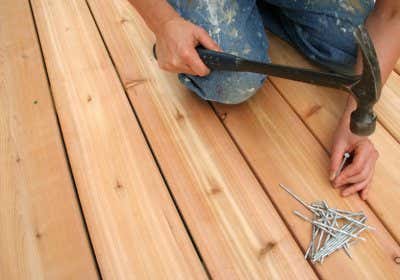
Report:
128,0,400,200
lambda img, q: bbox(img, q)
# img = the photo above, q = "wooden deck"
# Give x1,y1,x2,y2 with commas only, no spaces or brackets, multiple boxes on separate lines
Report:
1,0,400,278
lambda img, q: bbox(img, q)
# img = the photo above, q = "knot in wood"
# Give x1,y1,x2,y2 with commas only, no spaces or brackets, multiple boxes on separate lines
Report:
258,242,276,259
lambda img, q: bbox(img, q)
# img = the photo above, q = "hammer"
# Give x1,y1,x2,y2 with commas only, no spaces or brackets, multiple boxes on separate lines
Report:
193,25,381,136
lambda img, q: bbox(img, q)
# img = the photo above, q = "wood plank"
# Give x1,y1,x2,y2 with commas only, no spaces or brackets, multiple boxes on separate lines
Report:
86,0,316,278
214,82,400,278
0,0,97,278
382,73,400,141
267,32,400,242
29,0,207,278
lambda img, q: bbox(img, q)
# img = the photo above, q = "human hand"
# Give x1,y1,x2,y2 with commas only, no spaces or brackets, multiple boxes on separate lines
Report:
154,16,221,76
329,102,379,200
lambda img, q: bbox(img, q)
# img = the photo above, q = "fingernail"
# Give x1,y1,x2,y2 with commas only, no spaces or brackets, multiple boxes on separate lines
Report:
329,171,336,181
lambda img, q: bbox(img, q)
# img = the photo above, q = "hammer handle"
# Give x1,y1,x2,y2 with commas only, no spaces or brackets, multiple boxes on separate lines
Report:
196,47,360,89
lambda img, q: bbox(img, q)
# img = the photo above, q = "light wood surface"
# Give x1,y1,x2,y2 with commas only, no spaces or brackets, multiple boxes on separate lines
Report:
30,0,207,278
267,33,400,243
0,0,97,278
86,0,316,278
214,82,400,278
2,0,399,277
382,73,400,141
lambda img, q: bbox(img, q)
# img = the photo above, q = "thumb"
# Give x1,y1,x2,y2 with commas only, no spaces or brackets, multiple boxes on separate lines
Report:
196,28,221,52
330,143,347,181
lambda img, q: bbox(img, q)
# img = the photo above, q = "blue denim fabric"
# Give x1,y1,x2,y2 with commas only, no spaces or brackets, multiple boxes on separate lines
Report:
168,0,374,104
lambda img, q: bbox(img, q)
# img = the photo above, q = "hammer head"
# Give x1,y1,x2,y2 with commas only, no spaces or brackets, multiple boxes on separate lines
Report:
349,25,382,136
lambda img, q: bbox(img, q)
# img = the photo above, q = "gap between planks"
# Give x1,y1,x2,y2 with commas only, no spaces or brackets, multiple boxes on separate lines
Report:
29,1,208,277
1,0,98,277
27,0,103,276
83,0,212,276
208,102,321,277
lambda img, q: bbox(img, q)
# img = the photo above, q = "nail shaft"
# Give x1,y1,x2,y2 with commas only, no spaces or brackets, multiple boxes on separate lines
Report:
335,152,350,178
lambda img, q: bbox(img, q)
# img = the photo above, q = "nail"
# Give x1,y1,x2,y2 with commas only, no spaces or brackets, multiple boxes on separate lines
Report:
343,243,352,259
329,209,375,230
279,184,311,210
335,152,351,179
294,211,366,241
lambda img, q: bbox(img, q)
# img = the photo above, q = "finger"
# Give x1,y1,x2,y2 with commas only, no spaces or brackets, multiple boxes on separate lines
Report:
338,159,373,186
341,180,368,197
180,62,198,75
340,148,377,186
341,170,373,197
361,162,376,200
329,144,348,181
160,60,197,76
181,64,198,76
335,142,378,188
361,187,369,200
170,54,196,74
186,49,210,76
335,142,370,185
196,28,222,51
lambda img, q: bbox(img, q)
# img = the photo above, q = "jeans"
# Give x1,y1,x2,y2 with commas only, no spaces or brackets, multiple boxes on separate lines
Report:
168,0,374,104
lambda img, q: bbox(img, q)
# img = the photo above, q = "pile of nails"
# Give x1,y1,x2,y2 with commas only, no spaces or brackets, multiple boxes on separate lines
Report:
279,184,375,264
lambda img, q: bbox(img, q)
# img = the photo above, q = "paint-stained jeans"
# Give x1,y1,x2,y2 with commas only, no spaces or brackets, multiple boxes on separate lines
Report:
168,0,374,104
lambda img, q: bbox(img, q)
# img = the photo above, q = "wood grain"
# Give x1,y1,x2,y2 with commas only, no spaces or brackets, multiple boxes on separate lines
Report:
30,0,207,278
382,73,400,141
214,82,400,278
0,0,97,278
86,0,316,278
267,32,400,243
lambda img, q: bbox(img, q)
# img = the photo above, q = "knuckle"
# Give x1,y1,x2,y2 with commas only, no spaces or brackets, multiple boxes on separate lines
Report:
170,58,180,68
180,49,191,60
353,164,363,174
360,168,369,179
196,26,207,34
357,184,366,191
368,142,375,151
159,62,169,70
198,68,210,76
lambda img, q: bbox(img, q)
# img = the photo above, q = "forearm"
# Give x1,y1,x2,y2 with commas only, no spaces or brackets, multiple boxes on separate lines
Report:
127,0,179,34
345,0,400,112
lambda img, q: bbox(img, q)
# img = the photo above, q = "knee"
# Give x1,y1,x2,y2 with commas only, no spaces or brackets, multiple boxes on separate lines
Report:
180,71,266,104
332,0,374,44
297,9,372,71
212,72,267,104
347,0,375,21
